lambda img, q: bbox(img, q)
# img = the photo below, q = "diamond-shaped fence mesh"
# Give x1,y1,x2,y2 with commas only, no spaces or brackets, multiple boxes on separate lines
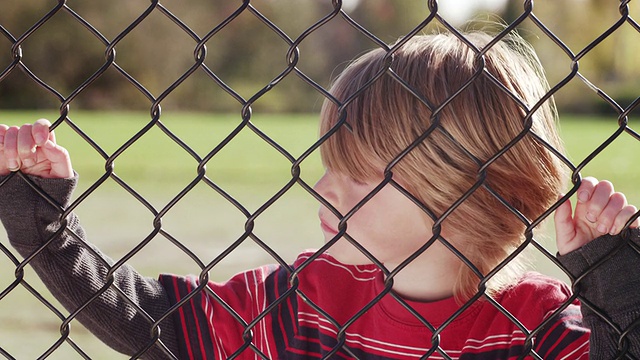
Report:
1,0,640,359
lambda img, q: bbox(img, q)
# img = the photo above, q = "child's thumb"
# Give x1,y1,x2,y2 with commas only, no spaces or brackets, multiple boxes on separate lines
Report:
554,195,576,255
41,140,73,179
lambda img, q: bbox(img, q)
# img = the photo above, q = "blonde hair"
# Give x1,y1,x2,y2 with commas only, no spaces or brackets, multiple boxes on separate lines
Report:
319,32,567,301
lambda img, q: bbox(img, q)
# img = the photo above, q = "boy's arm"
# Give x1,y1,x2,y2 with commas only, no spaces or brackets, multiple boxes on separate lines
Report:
0,174,180,358
557,229,640,358
0,121,180,358
555,177,640,358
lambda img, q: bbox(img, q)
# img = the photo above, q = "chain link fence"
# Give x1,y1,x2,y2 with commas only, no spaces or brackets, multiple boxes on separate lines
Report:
1,0,640,359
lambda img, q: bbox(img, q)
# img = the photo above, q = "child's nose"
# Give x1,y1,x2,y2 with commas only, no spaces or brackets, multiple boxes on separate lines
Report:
313,172,329,196
313,172,338,206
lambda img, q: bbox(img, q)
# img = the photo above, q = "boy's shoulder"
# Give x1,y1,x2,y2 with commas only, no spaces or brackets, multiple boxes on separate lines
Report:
503,271,572,301
495,271,577,326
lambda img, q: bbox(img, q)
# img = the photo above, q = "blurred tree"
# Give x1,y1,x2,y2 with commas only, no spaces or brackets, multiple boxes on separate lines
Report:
0,0,637,113
513,0,640,113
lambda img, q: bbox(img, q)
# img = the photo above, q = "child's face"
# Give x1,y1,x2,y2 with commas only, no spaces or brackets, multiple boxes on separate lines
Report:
313,170,434,267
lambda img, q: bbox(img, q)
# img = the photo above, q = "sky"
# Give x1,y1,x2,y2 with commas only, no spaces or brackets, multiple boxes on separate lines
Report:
437,0,510,26
342,0,510,26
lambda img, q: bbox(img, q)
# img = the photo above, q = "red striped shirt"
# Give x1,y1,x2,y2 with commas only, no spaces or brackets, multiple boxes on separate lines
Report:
159,252,589,359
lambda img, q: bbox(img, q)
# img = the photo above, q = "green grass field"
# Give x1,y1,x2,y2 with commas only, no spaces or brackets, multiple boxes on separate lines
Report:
0,110,638,359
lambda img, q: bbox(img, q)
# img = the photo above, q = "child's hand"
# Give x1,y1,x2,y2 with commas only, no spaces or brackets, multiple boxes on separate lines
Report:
555,177,639,255
0,119,73,179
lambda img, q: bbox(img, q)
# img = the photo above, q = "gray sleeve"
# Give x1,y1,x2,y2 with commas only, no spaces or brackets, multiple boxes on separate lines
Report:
557,228,640,358
0,173,180,359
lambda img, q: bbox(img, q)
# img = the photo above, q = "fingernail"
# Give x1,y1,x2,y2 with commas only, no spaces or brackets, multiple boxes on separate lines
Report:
597,224,607,234
7,159,19,171
586,212,597,223
578,191,589,203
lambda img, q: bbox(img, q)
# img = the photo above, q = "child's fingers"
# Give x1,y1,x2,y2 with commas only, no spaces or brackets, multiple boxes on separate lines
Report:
41,139,66,162
554,195,577,255
32,119,52,146
594,192,626,234
41,140,73,179
0,120,70,178
554,195,573,230
0,125,9,175
0,124,8,148
576,176,598,203
17,124,38,168
610,205,639,235
3,126,20,171
581,180,614,224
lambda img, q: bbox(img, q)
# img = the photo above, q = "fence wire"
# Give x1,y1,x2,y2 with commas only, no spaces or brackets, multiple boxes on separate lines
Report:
0,0,640,359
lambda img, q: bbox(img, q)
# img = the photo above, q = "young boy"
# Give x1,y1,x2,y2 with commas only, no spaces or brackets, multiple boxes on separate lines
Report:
1,31,639,359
